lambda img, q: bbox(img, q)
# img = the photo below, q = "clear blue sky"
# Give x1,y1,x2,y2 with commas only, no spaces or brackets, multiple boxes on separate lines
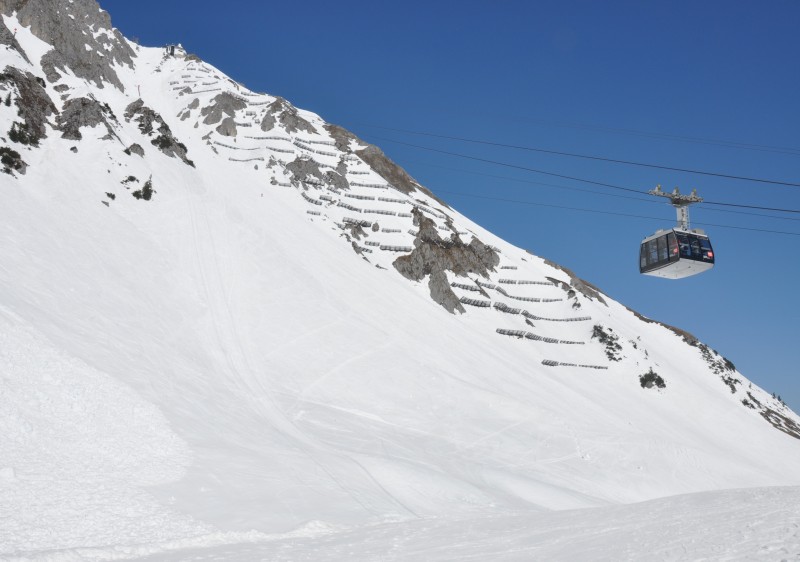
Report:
104,0,800,412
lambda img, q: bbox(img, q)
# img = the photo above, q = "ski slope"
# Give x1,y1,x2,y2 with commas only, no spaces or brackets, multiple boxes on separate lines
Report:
1,2,800,559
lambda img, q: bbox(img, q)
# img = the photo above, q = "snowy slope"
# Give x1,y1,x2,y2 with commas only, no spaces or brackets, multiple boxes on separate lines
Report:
1,1,800,558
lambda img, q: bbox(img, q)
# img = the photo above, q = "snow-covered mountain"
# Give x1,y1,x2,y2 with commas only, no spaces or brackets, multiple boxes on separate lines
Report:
1,1,799,558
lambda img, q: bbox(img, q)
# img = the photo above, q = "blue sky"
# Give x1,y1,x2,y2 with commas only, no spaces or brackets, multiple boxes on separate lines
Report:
104,0,800,411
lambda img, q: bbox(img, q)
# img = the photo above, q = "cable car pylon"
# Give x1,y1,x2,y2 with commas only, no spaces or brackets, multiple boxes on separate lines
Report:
639,185,715,279
649,184,703,230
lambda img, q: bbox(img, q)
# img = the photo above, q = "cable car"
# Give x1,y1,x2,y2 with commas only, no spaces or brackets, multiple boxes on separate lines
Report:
639,228,714,278
639,186,715,279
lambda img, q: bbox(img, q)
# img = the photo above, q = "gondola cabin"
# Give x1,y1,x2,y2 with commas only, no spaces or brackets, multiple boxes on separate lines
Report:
639,228,714,279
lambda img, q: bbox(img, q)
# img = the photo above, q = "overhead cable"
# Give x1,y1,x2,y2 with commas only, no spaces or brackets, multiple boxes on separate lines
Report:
437,190,800,237
366,135,800,215
362,125,800,188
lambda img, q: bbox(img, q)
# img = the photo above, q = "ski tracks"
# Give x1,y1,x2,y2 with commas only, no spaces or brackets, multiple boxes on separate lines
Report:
182,183,407,519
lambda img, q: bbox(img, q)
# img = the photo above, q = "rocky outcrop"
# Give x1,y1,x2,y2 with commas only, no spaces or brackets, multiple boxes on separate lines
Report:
200,92,246,126
0,145,27,175
124,143,144,157
56,97,117,140
324,169,349,191
325,124,356,153
544,259,608,306
215,117,236,137
286,156,324,185
124,99,194,167
259,112,276,132
0,0,136,90
760,408,800,440
324,123,448,207
394,208,500,313
263,97,316,134
1,67,57,147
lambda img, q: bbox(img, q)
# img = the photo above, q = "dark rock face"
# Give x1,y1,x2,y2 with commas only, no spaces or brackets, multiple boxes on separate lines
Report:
215,116,236,137
125,143,144,157
259,112,276,132
0,18,30,63
394,208,500,313
1,66,57,146
357,144,423,196
200,92,246,125
264,97,316,134
324,169,348,191
761,409,800,440
323,123,448,208
124,99,194,167
324,124,356,153
56,97,116,140
0,145,27,175
544,259,608,306
286,156,324,185
0,0,136,90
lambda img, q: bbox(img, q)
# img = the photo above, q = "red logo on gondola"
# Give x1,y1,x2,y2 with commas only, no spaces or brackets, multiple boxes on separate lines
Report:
707,252,714,258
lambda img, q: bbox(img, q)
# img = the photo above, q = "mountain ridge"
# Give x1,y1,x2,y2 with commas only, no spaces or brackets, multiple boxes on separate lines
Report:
1,0,799,555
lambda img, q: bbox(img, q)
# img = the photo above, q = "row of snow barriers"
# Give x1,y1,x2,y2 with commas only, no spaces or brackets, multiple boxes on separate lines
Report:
458,296,591,322
472,281,562,303
496,301,591,322
541,359,608,370
496,329,584,345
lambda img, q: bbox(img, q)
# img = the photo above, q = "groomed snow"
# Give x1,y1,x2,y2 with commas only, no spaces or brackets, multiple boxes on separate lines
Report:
15,488,800,561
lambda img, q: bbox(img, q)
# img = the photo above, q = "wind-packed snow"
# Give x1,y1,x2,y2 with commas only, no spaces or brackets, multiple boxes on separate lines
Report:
1,4,800,559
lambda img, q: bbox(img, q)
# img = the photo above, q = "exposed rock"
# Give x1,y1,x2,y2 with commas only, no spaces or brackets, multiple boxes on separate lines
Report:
265,97,316,134
52,84,69,93
622,303,699,346
124,99,194,167
393,208,500,313
131,176,154,201
1,66,57,146
1,0,136,90
200,92,246,125
260,112,276,132
342,222,367,240
325,124,357,153
286,156,324,185
124,143,144,157
0,145,27,175
324,122,448,207
324,169,349,191
545,259,608,306
639,368,666,389
761,409,800,440
215,116,236,137
358,144,424,197
0,18,30,63
56,97,116,140
592,325,623,362
427,270,463,314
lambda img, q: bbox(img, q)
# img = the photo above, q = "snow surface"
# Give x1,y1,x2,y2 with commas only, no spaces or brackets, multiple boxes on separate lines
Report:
1,11,800,560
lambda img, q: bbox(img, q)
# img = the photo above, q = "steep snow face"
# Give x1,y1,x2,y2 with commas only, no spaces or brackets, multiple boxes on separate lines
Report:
1,0,800,556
